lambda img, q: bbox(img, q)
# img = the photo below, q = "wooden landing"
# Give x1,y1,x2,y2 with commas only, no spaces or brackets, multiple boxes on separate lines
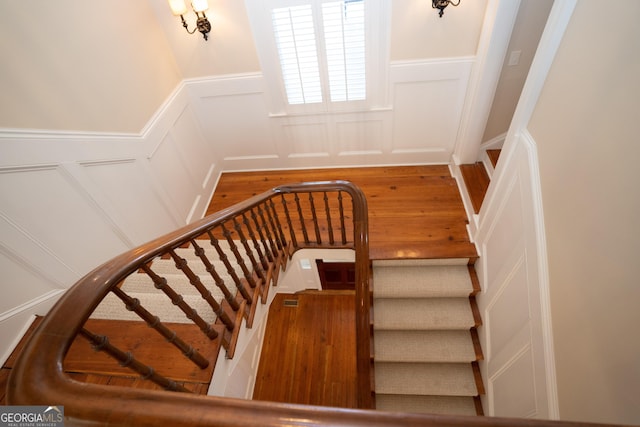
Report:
252,292,358,408
207,166,476,260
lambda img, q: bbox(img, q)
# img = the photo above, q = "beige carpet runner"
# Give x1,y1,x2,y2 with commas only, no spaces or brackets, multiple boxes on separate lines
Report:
373,258,483,416
91,244,235,324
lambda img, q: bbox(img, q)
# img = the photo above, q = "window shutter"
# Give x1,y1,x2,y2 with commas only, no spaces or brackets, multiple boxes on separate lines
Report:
322,0,366,102
272,5,323,105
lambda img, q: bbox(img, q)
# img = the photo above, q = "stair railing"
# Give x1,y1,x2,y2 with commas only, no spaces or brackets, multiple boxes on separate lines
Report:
5,179,623,427
7,180,374,425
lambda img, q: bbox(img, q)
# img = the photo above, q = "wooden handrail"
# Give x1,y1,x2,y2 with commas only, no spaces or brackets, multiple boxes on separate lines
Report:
6,180,376,425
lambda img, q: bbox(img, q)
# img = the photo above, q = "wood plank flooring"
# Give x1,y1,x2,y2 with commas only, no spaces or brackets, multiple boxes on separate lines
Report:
207,166,476,260
252,292,358,408
460,163,490,214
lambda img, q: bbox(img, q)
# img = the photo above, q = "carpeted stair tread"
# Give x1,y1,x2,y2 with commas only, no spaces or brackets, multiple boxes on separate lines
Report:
91,292,218,324
374,298,474,330
374,330,476,363
150,248,241,277
373,265,472,298
376,394,477,416
375,362,477,396
119,272,225,301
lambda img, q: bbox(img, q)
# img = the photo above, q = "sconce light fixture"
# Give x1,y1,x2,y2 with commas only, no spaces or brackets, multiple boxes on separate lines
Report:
168,0,211,40
432,0,460,18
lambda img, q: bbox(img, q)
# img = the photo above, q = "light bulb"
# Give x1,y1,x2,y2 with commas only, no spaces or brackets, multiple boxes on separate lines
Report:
191,0,209,13
168,0,187,15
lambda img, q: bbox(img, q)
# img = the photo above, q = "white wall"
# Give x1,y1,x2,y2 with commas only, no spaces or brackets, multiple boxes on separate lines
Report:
528,1,640,423
0,85,219,365
0,1,181,133
390,0,487,60
481,0,553,143
147,0,261,78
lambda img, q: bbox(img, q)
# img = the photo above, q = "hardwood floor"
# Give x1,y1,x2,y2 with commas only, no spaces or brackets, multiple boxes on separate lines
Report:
207,166,476,260
252,292,358,408
0,317,214,406
460,163,490,214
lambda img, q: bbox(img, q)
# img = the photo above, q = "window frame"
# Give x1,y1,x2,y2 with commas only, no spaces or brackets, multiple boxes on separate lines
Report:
245,0,391,116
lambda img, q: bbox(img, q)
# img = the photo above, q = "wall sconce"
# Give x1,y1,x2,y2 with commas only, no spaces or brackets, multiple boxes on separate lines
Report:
432,0,460,18
168,0,211,40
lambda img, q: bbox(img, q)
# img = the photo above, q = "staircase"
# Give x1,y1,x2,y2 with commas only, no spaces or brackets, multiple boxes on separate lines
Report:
92,245,233,325
373,258,484,415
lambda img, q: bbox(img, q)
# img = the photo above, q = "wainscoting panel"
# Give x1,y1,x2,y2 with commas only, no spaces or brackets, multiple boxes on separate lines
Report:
0,245,60,316
147,132,201,225
282,121,330,158
78,159,178,244
490,345,538,418
0,165,130,276
389,59,473,164
474,131,557,418
335,116,386,157
186,75,279,169
0,83,219,365
184,60,473,170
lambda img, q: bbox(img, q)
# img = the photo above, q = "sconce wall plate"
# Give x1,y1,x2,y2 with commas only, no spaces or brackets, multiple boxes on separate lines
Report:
432,0,461,18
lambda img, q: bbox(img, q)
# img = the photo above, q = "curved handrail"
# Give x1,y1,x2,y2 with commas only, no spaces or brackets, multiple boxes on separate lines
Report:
7,180,375,425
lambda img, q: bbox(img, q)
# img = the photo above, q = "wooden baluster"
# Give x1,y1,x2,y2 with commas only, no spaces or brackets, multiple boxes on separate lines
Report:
190,239,240,312
220,222,258,289
308,192,322,244
79,328,191,393
281,194,298,247
268,197,288,250
141,264,218,340
242,212,270,271
338,190,348,244
323,191,335,245
270,198,290,252
249,207,275,263
110,287,210,369
207,230,252,304
232,217,266,285
293,193,310,244
169,249,235,333
256,203,280,259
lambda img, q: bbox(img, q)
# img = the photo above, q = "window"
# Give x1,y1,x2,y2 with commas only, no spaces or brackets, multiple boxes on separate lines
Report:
246,0,390,114
272,5,323,104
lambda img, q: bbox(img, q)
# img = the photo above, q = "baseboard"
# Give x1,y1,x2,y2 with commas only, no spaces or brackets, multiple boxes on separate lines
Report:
0,289,64,366
479,132,507,151
449,164,480,253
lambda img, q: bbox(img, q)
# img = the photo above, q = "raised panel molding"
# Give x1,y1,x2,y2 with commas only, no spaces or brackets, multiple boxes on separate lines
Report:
183,60,472,171
489,344,538,418
0,82,220,363
474,130,558,419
